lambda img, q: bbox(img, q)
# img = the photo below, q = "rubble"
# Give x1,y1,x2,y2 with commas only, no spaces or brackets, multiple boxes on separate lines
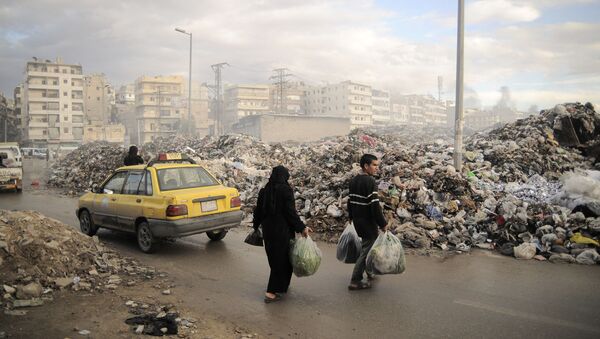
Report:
0,209,161,312
43,103,600,264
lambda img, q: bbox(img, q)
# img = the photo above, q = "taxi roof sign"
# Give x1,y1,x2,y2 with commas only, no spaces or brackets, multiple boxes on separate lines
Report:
148,152,196,166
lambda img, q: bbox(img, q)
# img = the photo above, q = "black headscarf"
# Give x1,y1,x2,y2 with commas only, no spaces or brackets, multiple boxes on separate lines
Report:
261,165,291,216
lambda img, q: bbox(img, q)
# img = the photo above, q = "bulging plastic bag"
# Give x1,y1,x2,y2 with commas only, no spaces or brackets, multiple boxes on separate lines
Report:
290,236,322,277
244,227,263,247
336,222,362,263
366,231,406,275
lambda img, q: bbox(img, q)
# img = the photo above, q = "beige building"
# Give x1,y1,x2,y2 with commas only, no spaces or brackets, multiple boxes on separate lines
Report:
135,75,184,143
232,114,350,143
13,85,24,136
372,89,391,126
391,103,409,125
303,80,373,129
21,57,85,149
116,84,135,104
83,74,114,125
395,95,448,127
270,81,307,115
223,84,270,132
83,124,126,144
183,82,213,137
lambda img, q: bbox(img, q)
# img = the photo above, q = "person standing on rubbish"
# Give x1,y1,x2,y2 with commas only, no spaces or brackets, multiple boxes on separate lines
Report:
253,165,311,303
347,154,387,290
124,145,144,166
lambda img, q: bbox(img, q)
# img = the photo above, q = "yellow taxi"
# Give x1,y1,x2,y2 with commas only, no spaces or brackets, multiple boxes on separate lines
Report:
76,153,243,253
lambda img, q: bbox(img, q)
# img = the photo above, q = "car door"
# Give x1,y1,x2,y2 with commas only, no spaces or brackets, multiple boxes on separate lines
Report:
117,170,145,232
92,171,127,228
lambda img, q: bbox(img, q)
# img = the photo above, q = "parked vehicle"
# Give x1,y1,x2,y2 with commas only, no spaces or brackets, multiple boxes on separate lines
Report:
0,149,23,193
76,153,243,253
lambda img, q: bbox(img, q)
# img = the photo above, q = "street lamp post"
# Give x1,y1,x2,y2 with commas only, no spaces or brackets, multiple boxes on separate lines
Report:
453,0,465,171
175,27,192,136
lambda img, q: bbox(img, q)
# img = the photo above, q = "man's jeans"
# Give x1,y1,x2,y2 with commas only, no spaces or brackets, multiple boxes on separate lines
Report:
351,238,376,283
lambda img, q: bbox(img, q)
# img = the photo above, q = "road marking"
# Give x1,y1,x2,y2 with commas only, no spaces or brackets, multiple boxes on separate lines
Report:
453,299,600,334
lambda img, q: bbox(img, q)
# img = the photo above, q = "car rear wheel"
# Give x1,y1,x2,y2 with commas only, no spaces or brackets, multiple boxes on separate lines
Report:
137,221,157,253
206,229,228,241
79,210,98,236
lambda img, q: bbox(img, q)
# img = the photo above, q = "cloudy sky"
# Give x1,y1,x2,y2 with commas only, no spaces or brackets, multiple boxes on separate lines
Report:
1,0,599,110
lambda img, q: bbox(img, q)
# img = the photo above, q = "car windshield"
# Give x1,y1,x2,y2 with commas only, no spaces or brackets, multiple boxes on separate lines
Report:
157,167,219,191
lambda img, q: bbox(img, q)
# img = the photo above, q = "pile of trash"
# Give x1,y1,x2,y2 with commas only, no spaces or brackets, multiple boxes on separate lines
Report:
47,142,126,193
44,103,600,264
0,210,160,313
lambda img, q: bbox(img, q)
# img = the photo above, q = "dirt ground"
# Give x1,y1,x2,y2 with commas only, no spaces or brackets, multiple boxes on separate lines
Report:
0,278,257,339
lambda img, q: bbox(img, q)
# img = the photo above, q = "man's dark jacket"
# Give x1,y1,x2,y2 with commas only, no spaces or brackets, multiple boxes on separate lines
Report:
347,174,386,240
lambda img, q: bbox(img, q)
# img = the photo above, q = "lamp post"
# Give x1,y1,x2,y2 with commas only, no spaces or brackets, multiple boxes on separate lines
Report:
453,0,465,171
175,27,192,136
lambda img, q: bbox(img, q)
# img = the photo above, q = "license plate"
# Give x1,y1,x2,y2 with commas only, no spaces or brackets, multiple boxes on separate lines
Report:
201,200,218,212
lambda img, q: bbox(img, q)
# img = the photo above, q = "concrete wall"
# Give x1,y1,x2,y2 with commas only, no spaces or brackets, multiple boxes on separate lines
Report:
232,114,350,143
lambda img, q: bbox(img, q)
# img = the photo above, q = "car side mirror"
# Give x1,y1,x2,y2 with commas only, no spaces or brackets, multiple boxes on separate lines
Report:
103,188,114,195
91,183,99,193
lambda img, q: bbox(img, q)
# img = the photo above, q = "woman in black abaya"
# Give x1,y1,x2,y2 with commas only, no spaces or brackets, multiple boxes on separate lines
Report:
253,165,310,303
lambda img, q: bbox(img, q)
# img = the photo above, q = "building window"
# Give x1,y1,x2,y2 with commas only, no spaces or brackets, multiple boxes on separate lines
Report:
64,116,68,121
53,80,58,85
64,127,69,133
62,69,67,74
43,130,47,135
42,80,47,85
63,92,67,96
64,104,68,109
63,79,68,84
97,97,100,101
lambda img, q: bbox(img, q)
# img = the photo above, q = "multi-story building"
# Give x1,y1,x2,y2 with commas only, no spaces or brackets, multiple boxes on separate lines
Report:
303,80,372,128
13,85,24,137
83,74,114,125
116,84,135,104
83,124,126,144
135,75,184,143
223,84,270,132
269,81,307,115
372,89,391,126
391,103,409,125
21,57,85,150
394,94,448,127
186,82,212,137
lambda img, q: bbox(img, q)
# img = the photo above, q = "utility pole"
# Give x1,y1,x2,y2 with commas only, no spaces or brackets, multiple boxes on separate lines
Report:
270,68,293,114
453,0,465,172
211,62,228,135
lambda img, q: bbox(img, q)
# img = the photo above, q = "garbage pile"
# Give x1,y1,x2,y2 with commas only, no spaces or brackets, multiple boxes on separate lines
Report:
47,142,125,193
43,102,600,264
0,210,160,313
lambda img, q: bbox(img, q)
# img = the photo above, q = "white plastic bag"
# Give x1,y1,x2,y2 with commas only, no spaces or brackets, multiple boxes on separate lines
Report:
336,222,362,263
290,236,322,277
366,231,406,275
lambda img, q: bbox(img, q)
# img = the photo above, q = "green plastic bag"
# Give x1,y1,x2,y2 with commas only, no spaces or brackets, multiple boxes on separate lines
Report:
290,236,322,277
366,231,406,275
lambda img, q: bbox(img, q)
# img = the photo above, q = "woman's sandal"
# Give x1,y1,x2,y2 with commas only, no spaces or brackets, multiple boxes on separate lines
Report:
264,293,283,303
348,281,371,290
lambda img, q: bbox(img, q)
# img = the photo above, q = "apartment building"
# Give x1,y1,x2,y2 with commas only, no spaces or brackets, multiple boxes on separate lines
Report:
83,73,114,125
21,57,85,149
116,84,135,104
391,103,409,125
394,94,448,127
269,81,307,115
13,85,23,136
135,75,184,143
186,82,212,137
303,80,372,128
223,84,270,132
372,89,391,126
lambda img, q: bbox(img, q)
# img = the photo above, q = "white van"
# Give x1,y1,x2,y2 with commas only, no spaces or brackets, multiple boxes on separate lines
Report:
0,143,23,168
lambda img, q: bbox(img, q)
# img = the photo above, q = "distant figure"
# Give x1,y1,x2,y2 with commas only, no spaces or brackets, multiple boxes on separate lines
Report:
124,146,144,166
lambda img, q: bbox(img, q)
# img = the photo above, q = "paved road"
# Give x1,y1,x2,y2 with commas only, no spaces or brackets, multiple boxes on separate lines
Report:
2,174,600,338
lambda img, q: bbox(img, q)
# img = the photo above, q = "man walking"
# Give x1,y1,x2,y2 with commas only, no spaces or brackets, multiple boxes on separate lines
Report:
347,154,387,290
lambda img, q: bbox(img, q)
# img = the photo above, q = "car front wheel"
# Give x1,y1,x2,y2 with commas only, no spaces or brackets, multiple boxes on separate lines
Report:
137,221,157,253
79,210,98,236
206,229,228,241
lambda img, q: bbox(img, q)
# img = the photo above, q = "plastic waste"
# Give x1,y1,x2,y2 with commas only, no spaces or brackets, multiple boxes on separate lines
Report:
366,231,406,275
570,232,599,247
514,243,536,260
290,236,322,277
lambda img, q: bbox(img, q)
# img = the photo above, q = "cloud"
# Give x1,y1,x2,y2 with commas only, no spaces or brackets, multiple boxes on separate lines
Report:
467,0,540,24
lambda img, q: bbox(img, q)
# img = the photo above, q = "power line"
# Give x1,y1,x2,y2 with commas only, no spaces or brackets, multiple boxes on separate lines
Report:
269,68,293,114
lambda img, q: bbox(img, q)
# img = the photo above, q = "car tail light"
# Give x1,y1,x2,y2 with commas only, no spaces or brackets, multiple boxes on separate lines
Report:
166,204,188,216
230,196,241,208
